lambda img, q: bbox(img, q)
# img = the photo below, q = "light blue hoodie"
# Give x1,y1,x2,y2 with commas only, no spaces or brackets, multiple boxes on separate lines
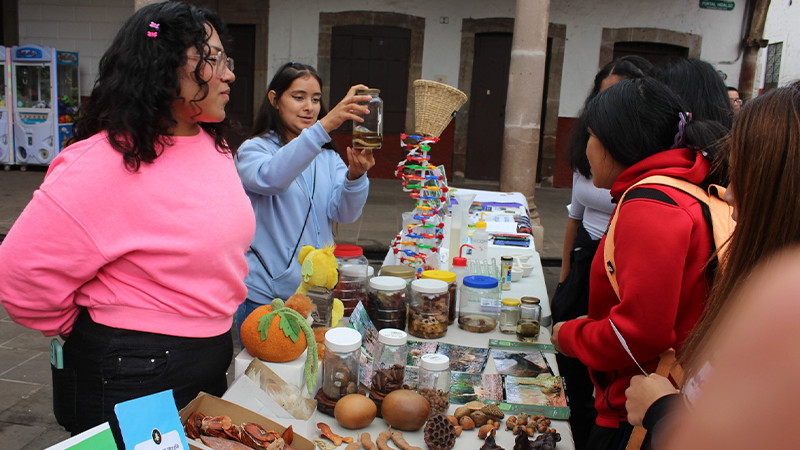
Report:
235,121,369,304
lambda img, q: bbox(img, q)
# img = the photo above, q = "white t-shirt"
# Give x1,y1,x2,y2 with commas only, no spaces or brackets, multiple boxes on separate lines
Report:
568,171,615,241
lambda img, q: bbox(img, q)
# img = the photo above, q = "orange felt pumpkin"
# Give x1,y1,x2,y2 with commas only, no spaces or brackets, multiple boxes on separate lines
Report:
241,301,308,363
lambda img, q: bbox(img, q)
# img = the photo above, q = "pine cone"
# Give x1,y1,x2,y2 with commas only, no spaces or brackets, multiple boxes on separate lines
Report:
481,403,505,421
424,413,457,450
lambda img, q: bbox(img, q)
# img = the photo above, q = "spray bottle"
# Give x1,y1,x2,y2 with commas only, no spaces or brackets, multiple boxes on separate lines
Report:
471,212,489,260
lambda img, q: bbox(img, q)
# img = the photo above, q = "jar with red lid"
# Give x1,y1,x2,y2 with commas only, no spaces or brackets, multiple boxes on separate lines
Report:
333,245,370,316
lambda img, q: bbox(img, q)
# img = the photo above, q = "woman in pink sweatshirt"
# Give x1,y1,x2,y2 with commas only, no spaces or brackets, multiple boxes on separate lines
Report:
0,1,254,445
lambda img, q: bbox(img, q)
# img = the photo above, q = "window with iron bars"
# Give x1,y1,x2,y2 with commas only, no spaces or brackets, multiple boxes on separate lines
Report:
764,42,783,92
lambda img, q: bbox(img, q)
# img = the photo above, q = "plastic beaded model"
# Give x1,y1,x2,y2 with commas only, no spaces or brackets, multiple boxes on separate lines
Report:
390,80,467,273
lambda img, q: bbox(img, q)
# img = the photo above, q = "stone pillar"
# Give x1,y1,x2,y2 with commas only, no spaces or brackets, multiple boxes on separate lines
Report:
500,0,550,251
738,0,771,101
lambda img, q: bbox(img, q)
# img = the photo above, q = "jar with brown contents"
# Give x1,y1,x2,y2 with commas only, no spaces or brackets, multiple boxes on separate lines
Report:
367,276,407,330
322,327,362,400
420,269,458,324
408,279,449,339
368,328,408,416
417,353,451,415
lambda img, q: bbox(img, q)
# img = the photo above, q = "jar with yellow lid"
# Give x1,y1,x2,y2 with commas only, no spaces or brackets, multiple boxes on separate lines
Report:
420,269,457,324
499,298,520,334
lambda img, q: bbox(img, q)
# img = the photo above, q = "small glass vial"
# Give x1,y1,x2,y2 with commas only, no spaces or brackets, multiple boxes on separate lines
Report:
353,89,383,149
369,329,408,416
322,327,362,400
420,269,458,324
458,275,500,333
499,298,520,334
367,276,408,330
417,353,451,416
306,285,333,328
516,296,543,342
408,279,449,339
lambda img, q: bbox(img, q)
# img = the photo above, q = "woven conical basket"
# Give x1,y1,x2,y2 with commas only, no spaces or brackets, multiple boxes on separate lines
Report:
413,80,468,138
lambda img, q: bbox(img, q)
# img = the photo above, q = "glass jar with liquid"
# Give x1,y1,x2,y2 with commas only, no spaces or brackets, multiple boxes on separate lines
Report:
499,298,520,334
353,89,383,149
516,296,542,342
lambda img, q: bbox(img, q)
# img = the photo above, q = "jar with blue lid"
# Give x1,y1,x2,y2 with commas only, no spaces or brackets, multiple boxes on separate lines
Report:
458,275,500,332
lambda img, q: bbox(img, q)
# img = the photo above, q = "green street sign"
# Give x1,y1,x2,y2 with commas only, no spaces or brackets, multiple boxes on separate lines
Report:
700,0,735,10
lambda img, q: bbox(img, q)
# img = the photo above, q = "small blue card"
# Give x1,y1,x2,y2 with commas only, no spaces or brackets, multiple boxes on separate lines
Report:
114,390,189,450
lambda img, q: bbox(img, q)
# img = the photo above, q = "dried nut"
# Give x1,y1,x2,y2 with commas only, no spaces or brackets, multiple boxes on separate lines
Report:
454,426,463,437
454,406,471,420
469,410,488,427
506,416,517,430
459,416,475,431
517,413,528,425
446,415,458,427
477,424,493,439
465,401,485,411
481,403,505,421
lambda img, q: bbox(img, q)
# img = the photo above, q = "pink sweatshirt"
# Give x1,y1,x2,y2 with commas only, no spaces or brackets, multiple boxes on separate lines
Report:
0,131,255,337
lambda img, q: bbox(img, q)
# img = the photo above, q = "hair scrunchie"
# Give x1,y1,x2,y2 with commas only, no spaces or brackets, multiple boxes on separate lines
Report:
672,111,693,149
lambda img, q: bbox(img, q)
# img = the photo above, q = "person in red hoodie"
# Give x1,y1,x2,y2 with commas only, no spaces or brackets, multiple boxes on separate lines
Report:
551,76,728,450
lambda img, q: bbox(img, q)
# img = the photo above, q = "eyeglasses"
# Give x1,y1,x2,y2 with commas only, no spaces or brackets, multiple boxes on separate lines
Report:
189,50,234,78
732,98,743,105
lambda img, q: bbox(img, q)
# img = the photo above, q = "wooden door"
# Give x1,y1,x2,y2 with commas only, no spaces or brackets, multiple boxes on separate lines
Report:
330,25,409,135
226,24,255,150
465,32,512,180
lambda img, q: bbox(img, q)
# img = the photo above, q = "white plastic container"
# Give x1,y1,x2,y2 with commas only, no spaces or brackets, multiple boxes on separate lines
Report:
470,213,489,260
417,353,451,416
322,327,363,400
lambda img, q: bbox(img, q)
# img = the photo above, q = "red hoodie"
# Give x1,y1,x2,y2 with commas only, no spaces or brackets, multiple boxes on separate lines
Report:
557,147,714,428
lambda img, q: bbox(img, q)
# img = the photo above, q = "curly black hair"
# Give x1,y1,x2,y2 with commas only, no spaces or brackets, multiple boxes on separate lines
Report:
70,1,232,171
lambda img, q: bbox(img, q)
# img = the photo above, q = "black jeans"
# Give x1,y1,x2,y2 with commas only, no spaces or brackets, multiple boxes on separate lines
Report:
57,309,232,448
551,224,601,449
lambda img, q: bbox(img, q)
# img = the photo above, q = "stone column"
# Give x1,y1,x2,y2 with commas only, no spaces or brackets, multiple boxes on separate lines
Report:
500,0,550,251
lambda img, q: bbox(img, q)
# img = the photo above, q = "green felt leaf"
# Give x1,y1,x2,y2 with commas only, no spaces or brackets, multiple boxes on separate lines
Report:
279,312,301,343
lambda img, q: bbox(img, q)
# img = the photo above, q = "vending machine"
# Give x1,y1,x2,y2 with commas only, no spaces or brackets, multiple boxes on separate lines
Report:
56,50,79,151
11,44,58,167
0,46,13,168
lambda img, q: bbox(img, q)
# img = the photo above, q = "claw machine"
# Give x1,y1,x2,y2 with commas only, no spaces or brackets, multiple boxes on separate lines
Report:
11,44,58,167
0,46,12,169
56,50,79,152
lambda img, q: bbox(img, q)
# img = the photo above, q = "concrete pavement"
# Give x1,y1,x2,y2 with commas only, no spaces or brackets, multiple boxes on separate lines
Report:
0,166,569,449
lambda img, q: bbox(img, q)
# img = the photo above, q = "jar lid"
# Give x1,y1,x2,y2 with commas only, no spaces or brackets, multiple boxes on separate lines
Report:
340,264,368,277
367,266,375,277
420,269,456,283
411,278,448,294
356,88,381,94
334,244,363,258
378,328,407,346
369,275,407,291
452,256,467,267
380,264,416,278
521,296,541,304
324,327,362,353
502,298,520,306
420,353,450,371
463,275,499,289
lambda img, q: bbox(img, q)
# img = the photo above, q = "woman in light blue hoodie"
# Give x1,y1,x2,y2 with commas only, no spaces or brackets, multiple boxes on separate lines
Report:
234,62,375,331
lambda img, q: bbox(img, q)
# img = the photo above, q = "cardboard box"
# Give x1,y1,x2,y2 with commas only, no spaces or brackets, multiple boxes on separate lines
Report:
179,392,315,450
223,359,319,438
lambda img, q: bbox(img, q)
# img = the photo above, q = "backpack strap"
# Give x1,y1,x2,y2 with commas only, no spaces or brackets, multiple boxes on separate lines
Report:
604,175,734,299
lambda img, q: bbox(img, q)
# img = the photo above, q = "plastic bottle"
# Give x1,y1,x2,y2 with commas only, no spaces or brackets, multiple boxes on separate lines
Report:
451,244,472,322
471,212,489,260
